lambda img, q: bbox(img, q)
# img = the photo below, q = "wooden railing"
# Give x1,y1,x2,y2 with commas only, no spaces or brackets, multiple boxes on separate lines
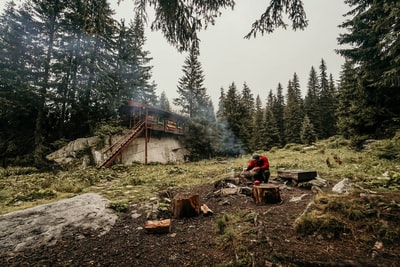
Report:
97,120,145,168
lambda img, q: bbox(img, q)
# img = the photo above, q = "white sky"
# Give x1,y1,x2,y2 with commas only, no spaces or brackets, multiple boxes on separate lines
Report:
115,0,350,107
1,0,350,107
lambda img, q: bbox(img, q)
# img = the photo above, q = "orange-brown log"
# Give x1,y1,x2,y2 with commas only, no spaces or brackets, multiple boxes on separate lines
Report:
144,219,171,234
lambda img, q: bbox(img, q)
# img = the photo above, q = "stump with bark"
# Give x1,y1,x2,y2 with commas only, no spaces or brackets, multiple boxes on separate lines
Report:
172,193,200,218
252,184,281,205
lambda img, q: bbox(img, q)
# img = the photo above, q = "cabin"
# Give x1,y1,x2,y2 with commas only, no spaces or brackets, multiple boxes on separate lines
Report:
96,101,189,168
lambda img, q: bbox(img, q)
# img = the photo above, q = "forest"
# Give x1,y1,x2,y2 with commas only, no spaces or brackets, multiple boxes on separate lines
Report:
0,0,399,167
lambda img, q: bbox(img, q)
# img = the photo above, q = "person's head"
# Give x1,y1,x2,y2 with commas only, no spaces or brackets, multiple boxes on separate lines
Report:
251,154,260,161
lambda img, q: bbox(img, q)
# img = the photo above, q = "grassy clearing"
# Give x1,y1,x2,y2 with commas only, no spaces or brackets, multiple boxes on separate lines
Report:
0,135,399,229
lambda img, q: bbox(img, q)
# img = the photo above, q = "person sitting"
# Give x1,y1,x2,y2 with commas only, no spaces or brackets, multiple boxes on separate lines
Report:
243,154,270,183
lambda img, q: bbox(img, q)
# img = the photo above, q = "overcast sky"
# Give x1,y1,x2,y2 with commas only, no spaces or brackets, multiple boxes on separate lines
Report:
113,0,350,107
1,0,350,108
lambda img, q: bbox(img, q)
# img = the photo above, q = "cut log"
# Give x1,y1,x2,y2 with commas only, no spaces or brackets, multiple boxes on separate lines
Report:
277,170,317,182
172,193,200,218
144,219,171,234
201,204,213,216
252,184,281,205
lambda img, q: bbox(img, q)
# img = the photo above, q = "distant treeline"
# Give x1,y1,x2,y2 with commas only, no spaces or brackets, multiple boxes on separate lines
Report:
0,1,399,166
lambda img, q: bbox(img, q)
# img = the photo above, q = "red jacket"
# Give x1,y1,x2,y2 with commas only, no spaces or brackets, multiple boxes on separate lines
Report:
246,155,269,171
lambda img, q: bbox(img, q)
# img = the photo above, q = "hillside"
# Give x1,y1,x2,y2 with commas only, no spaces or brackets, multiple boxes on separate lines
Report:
0,136,399,266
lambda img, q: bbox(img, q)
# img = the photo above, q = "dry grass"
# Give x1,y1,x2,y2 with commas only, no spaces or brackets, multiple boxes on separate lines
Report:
0,135,399,217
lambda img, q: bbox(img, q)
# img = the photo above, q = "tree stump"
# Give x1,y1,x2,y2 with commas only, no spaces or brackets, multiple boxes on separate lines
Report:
252,184,281,205
172,193,200,218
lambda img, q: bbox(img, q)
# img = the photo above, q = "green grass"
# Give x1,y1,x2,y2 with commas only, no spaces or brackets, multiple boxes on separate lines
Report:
0,136,399,215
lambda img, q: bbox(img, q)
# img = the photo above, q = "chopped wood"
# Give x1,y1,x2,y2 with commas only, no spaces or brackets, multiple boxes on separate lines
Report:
252,184,282,205
144,219,171,234
172,193,200,218
201,204,213,216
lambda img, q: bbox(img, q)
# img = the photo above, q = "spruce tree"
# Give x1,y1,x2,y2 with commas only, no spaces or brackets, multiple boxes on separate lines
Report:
174,44,210,119
130,15,157,105
158,91,171,111
0,2,38,164
318,59,337,139
304,66,321,138
284,74,303,144
301,115,317,145
336,60,363,139
337,0,400,138
250,95,264,151
263,90,281,149
174,44,215,159
239,82,255,151
219,82,246,155
271,83,285,146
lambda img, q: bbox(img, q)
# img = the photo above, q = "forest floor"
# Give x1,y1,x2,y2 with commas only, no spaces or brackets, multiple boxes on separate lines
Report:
2,176,399,267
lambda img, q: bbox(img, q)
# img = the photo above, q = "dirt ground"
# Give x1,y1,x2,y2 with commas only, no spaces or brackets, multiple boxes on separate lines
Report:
2,178,400,267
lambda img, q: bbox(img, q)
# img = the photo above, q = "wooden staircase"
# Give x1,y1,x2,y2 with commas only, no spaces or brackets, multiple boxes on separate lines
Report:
97,120,145,168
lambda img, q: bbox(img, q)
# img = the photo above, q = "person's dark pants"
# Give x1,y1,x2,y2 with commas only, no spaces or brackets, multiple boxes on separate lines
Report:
254,169,270,183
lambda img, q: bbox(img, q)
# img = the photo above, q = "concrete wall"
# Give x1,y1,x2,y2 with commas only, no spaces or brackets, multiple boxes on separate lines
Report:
120,136,188,164
47,133,188,167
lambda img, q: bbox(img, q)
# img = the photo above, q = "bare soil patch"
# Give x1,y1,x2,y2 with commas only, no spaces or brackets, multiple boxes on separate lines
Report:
2,178,399,267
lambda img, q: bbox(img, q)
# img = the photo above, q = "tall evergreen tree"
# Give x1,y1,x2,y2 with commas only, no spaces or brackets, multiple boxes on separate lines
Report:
158,91,171,111
130,15,157,105
336,59,363,139
30,0,66,164
0,2,38,164
219,82,246,155
337,0,400,138
284,75,303,144
174,44,210,118
271,83,285,146
318,59,336,138
173,44,216,160
250,95,264,151
301,115,317,145
239,82,255,151
263,90,281,149
304,66,321,139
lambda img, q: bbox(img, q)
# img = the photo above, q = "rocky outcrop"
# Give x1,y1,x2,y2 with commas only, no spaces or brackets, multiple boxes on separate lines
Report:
0,193,117,257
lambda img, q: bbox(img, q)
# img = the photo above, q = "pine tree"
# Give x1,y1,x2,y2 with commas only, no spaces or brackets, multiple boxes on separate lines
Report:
173,44,216,159
174,45,210,118
239,82,255,151
301,115,317,145
250,95,264,151
130,15,157,105
337,0,400,138
336,60,364,139
158,91,171,111
30,0,67,164
263,90,281,149
304,66,321,138
284,75,303,144
318,59,336,139
0,2,38,164
219,82,246,155
271,83,285,146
